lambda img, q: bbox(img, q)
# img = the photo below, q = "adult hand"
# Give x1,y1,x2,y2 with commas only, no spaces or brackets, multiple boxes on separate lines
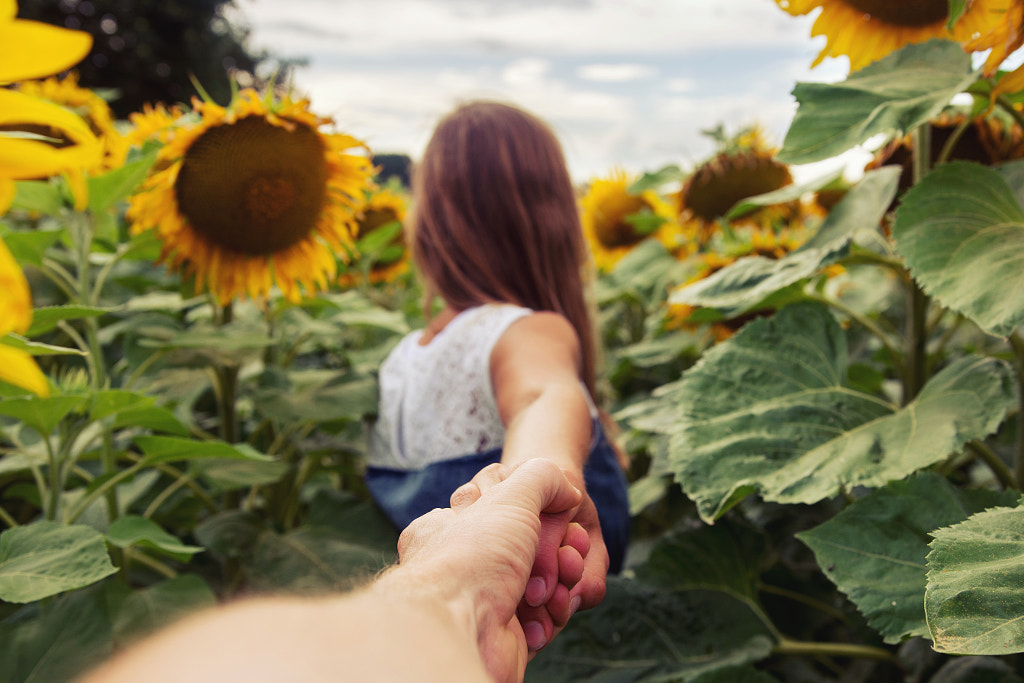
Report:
396,458,584,683
452,462,607,654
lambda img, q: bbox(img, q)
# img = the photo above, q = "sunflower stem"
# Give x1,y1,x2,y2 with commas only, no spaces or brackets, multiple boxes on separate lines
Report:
934,115,972,167
903,127,931,404
1008,331,1024,490
997,94,1024,131
965,440,1015,490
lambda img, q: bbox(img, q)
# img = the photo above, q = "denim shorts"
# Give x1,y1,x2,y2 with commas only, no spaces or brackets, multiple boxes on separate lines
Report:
365,419,631,574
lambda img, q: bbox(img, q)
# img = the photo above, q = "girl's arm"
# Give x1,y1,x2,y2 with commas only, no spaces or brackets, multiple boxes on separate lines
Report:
489,311,610,648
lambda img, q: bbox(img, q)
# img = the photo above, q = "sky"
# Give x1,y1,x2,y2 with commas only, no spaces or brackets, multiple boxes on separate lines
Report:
231,0,856,183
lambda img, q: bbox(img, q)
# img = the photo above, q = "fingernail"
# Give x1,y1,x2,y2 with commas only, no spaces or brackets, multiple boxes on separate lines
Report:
569,596,581,617
525,577,546,607
524,621,546,651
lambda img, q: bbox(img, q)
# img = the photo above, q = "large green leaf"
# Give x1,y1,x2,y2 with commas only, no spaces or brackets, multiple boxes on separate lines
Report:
133,435,273,466
105,515,203,561
0,228,62,268
0,581,119,683
87,149,157,214
778,40,976,164
0,395,86,435
526,578,774,682
112,575,216,648
251,372,378,423
11,180,65,214
25,305,111,337
0,521,117,603
243,526,391,594
669,168,900,317
670,303,1014,522
925,503,1024,654
798,472,1018,643
190,457,290,490
893,161,1024,337
0,333,85,357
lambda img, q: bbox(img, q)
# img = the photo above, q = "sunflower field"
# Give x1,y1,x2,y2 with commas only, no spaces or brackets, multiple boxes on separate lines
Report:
3,1,1024,681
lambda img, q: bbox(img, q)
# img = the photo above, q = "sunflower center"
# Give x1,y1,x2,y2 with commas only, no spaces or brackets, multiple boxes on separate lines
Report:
842,0,947,27
175,116,329,256
359,208,400,235
681,153,793,223
593,195,650,248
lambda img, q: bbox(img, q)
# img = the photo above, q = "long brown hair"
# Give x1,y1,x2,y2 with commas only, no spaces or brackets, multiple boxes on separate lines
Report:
411,100,597,396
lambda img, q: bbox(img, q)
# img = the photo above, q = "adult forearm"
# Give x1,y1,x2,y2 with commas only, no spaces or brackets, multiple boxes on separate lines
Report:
500,382,592,474
81,575,489,683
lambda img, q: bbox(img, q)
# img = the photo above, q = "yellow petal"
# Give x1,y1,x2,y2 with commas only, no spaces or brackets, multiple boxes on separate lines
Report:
0,19,91,83
0,343,50,397
1,0,14,21
0,235,32,335
0,136,101,179
992,62,1024,101
0,178,14,214
0,89,98,145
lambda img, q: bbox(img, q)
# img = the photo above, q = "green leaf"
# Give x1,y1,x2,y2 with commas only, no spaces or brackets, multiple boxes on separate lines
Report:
12,180,64,214
778,40,976,164
0,581,118,683
798,472,1018,643
194,510,264,559
0,228,62,268
90,389,154,421
111,406,189,436
926,504,1024,654
624,208,667,236
0,521,118,603
133,436,273,466
87,150,158,213
252,373,378,423
627,163,686,194
669,303,1014,522
526,578,774,682
244,526,391,594
112,575,216,648
190,457,290,490
0,333,86,356
105,515,203,561
356,219,402,253
307,489,400,557
725,167,844,221
25,305,111,337
893,161,1024,337
634,520,765,605
670,167,899,317
0,395,86,435
947,0,969,28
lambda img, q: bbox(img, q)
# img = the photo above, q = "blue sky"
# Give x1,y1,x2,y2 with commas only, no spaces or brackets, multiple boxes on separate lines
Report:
235,0,855,182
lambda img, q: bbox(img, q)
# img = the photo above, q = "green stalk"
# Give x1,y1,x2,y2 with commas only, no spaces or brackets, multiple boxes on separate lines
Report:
1009,331,1024,489
0,503,18,528
965,440,1015,490
934,115,972,166
124,548,177,579
65,462,143,524
772,638,897,663
43,435,60,520
903,126,931,404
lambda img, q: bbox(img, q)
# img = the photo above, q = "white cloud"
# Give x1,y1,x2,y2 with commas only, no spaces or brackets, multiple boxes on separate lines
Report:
577,63,657,82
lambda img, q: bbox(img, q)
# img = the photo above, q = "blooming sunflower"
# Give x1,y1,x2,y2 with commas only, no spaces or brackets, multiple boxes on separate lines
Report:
0,0,101,212
340,187,409,286
127,89,375,305
776,0,1014,72
580,169,685,272
16,72,128,174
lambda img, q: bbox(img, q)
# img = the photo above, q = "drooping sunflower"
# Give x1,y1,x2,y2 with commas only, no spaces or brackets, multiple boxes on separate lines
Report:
676,130,818,249
776,0,1015,73
15,72,128,174
127,89,376,305
0,0,101,212
339,187,409,286
580,169,685,272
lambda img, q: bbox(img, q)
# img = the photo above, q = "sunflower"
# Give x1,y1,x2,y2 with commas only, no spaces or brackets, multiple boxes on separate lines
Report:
0,237,49,395
15,72,127,174
339,187,409,286
580,169,685,272
127,89,376,305
676,131,816,249
776,0,1014,72
0,0,101,212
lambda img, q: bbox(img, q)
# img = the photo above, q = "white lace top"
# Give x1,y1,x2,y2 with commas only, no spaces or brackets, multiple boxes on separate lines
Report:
367,304,534,470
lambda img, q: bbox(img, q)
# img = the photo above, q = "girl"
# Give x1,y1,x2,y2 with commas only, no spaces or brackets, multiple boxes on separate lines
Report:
365,101,630,641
